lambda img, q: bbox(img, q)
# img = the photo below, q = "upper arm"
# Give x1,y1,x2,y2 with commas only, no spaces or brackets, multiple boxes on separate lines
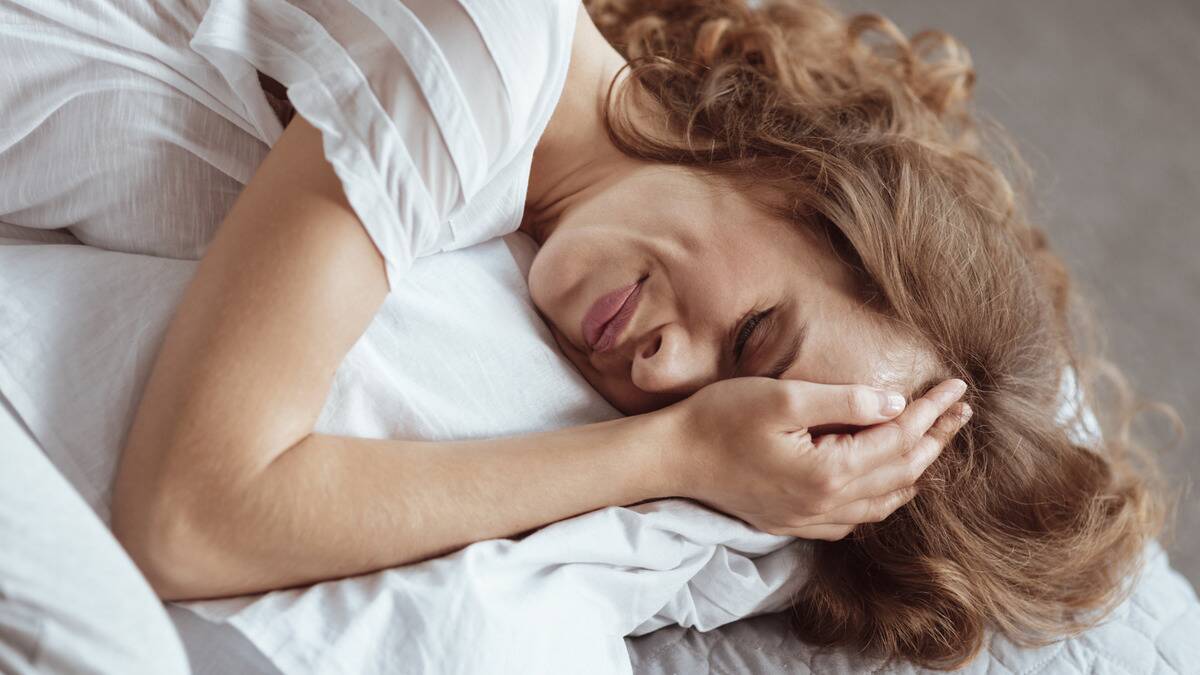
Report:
112,113,388,535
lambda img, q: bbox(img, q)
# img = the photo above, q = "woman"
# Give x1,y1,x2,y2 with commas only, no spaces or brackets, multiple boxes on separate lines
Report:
0,0,1166,670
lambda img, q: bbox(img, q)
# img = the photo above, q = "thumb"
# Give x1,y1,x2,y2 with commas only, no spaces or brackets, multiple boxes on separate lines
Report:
781,380,907,428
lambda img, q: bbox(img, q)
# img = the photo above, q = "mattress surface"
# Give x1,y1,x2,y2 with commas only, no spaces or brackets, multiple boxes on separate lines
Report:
627,539,1200,674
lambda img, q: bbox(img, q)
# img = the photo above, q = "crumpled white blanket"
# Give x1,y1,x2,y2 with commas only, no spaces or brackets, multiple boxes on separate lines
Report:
0,232,810,675
186,500,809,675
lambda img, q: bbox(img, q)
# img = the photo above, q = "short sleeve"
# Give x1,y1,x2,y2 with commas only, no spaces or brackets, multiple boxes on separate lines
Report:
190,0,577,290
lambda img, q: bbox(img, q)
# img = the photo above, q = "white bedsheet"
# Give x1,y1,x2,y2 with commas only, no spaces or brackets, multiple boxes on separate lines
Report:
0,391,190,675
185,500,805,675
0,233,803,674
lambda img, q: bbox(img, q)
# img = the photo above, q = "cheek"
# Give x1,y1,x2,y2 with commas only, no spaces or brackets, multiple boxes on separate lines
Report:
529,226,614,287
528,227,651,326
526,234,583,317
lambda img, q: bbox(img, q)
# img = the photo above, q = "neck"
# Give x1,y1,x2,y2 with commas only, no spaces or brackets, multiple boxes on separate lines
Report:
520,7,637,245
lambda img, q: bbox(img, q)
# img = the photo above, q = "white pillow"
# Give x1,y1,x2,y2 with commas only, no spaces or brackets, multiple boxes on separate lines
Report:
0,233,620,521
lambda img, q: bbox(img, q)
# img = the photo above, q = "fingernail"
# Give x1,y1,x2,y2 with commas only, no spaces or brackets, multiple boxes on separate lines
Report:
879,390,906,415
939,379,967,402
958,403,973,423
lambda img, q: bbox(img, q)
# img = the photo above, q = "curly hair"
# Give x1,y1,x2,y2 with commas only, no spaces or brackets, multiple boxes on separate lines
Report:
584,0,1178,668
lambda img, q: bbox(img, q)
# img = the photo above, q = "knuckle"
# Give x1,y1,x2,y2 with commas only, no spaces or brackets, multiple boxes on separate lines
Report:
814,469,845,496
898,425,922,450
834,452,859,478
812,434,837,450
845,387,874,419
875,421,905,447
814,432,847,450
874,495,905,521
865,500,886,521
794,432,817,452
776,384,802,413
906,456,931,483
930,408,964,438
926,422,953,446
909,397,939,426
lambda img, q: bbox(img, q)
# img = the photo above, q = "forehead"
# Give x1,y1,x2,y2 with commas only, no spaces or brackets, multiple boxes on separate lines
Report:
673,168,940,396
736,216,936,395
773,299,923,391
793,323,935,392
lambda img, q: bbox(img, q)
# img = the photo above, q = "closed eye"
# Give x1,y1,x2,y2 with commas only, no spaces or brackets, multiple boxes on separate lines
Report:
731,300,805,379
733,306,776,365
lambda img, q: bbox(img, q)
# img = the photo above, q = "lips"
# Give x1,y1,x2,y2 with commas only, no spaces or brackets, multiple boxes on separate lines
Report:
581,279,643,353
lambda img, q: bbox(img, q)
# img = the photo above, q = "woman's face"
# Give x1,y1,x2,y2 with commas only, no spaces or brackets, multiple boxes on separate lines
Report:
525,166,930,416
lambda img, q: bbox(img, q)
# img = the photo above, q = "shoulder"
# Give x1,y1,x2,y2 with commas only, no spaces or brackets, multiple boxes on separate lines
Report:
195,0,578,166
191,0,581,282
450,0,579,106
423,0,579,165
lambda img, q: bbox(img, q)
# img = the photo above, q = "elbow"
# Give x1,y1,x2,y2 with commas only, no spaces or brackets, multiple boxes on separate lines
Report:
111,485,219,601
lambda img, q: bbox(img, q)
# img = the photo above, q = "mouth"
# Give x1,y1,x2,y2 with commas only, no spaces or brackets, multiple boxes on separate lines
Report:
581,277,644,353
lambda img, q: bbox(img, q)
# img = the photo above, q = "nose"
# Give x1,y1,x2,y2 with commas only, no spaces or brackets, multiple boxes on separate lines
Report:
629,322,719,396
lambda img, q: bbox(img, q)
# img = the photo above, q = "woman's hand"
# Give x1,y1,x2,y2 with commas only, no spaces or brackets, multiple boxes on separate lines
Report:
665,377,971,540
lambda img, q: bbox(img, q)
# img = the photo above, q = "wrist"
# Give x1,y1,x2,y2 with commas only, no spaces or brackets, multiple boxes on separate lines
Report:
622,405,690,500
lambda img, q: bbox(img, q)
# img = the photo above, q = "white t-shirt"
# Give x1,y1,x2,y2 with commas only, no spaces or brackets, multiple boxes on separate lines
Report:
191,0,578,289
0,0,578,290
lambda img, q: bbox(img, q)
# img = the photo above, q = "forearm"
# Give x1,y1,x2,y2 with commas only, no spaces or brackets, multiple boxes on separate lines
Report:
157,410,680,600
104,114,684,601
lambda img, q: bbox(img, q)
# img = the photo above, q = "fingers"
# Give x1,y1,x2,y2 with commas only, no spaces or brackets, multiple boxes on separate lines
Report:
835,378,968,475
754,378,969,543
911,401,973,464
786,523,855,542
783,484,923,541
837,403,970,502
813,484,920,529
884,378,968,445
781,380,909,429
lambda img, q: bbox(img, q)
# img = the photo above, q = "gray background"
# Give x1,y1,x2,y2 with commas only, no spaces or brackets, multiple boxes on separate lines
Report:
837,0,1199,585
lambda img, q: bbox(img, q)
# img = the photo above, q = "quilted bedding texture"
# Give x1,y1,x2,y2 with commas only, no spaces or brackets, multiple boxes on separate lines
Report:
627,539,1200,674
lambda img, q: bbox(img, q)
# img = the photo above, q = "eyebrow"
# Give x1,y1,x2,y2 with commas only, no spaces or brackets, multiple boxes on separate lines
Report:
763,305,808,380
